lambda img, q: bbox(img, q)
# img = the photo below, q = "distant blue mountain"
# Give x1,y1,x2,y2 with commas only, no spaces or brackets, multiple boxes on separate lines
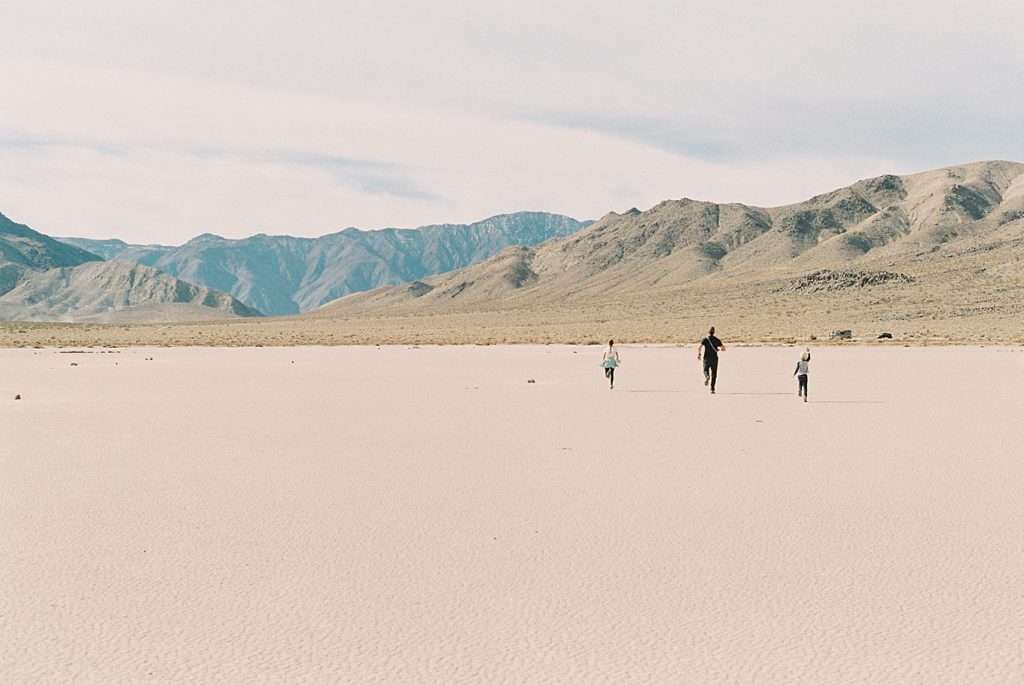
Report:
0,212,259,321
60,212,590,315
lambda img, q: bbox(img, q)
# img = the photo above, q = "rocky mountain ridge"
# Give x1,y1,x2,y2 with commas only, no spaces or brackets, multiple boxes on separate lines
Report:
0,214,260,322
60,212,591,315
315,160,1024,315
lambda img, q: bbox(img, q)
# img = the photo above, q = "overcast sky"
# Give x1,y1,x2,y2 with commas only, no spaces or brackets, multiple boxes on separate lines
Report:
2,1,1022,243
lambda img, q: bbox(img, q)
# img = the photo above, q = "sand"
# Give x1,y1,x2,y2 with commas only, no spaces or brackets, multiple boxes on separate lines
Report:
3,345,1023,683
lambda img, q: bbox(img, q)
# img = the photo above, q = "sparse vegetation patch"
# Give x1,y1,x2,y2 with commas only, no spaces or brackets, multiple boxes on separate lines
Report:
783,269,915,293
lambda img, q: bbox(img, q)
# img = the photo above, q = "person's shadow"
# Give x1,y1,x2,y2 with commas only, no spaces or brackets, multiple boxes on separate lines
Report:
624,389,683,393
714,393,884,404
715,392,791,396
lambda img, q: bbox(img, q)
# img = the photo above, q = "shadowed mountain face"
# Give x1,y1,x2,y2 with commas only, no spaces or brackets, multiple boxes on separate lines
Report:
60,212,590,315
0,215,260,322
0,213,103,271
315,160,1024,315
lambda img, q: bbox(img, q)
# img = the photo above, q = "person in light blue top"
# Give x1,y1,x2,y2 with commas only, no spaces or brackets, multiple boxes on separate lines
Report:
601,340,621,390
793,348,811,402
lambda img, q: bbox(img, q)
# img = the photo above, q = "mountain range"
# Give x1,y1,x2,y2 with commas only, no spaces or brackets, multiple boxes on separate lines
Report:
0,211,587,322
59,213,590,316
310,160,1024,341
3,160,1022,340
0,213,259,321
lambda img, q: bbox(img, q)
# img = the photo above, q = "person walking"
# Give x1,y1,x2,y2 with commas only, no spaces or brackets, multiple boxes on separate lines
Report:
794,348,811,402
601,340,621,390
697,326,725,394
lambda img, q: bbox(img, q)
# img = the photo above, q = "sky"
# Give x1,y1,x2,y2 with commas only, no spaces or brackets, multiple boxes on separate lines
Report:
1,1,1022,244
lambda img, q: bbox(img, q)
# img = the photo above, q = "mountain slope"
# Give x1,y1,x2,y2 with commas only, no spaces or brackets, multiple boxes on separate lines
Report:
0,261,261,321
55,237,175,261
0,215,261,322
1,212,103,270
59,212,590,315
314,160,1024,316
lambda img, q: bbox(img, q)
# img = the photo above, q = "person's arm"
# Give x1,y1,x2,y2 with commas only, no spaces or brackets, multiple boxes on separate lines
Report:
794,362,799,376
696,341,702,360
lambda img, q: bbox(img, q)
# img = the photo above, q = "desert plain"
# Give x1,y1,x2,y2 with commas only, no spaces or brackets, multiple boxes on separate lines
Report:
3,344,1023,683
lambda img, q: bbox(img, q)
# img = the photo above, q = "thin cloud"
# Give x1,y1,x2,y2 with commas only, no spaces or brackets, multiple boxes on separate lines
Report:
1,1,1021,241
519,99,1024,168
0,133,442,203
268,152,442,202
520,112,737,162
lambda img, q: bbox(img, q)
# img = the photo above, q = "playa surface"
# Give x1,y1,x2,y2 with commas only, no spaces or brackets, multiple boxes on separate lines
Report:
3,345,1023,683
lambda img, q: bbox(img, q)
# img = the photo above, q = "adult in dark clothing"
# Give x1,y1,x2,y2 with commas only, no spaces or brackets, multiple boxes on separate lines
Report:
696,326,725,394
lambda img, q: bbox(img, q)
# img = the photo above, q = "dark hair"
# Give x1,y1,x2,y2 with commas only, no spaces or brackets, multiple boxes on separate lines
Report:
708,326,715,335
609,339,614,346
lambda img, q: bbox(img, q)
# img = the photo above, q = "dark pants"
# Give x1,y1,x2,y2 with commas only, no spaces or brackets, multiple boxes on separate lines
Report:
798,374,808,397
604,367,615,385
703,357,718,391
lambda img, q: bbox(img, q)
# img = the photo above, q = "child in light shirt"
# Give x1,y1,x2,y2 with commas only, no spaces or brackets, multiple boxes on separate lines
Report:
793,349,811,402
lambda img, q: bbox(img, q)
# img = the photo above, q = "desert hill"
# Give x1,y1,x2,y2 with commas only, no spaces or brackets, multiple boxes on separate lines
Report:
0,216,261,322
0,260,262,322
315,161,1024,315
60,212,590,315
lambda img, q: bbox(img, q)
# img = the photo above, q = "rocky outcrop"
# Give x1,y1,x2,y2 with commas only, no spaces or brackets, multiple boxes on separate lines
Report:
782,269,915,293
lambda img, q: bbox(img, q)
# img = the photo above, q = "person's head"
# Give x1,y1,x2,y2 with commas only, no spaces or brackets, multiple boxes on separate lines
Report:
608,339,614,347
802,349,811,362
708,326,715,336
